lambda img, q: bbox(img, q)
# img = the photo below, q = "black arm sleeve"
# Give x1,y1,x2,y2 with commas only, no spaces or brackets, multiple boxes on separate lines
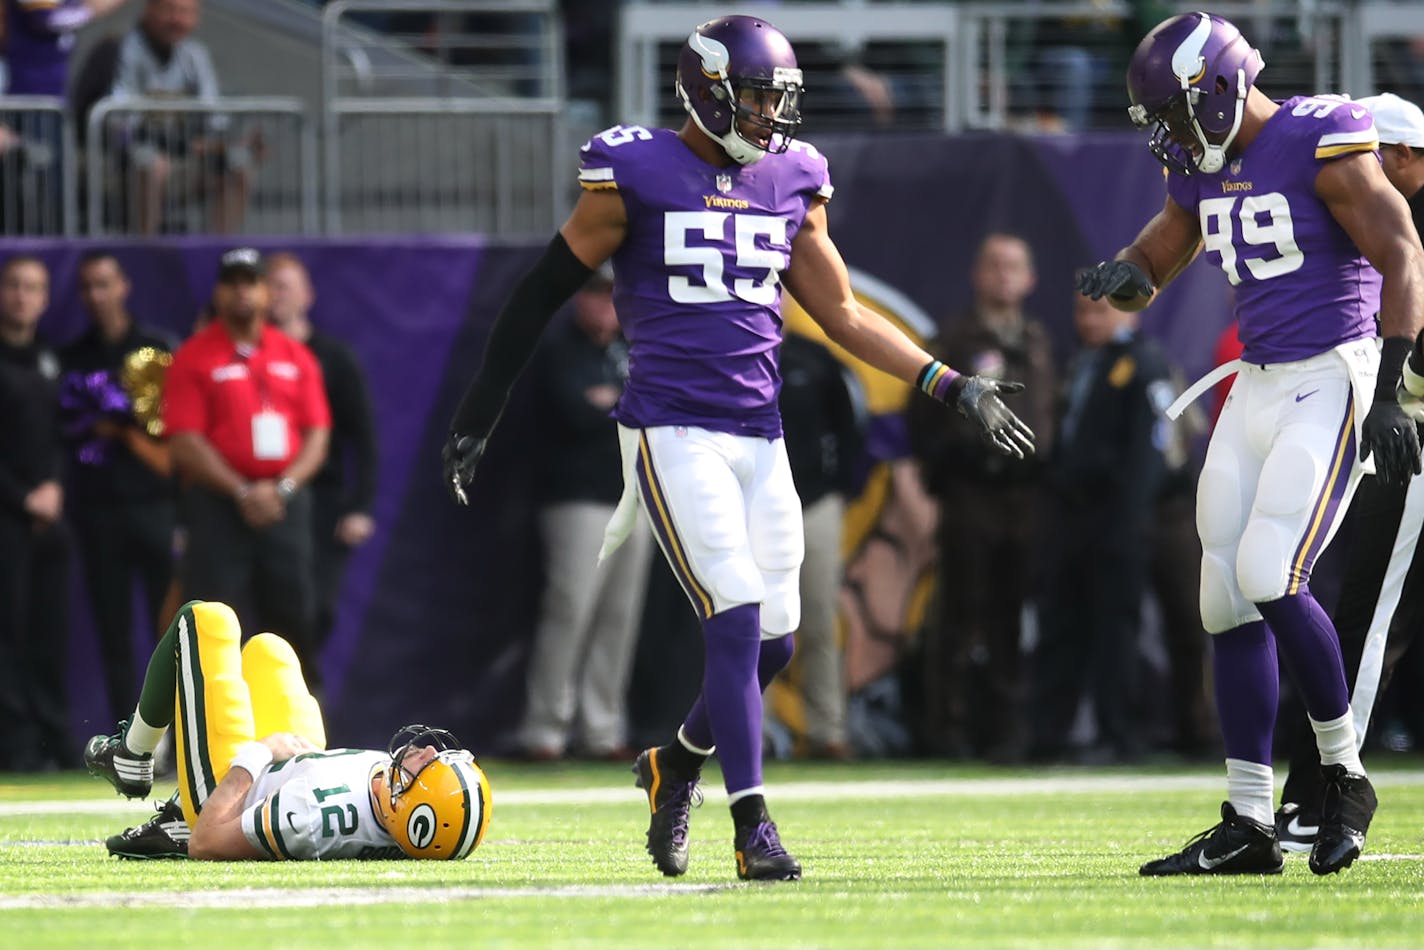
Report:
1379,335,1410,398
448,233,595,439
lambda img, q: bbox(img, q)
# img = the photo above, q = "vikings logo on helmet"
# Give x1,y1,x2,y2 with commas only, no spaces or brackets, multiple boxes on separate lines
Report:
1125,12,1265,176
675,15,804,166
370,724,492,860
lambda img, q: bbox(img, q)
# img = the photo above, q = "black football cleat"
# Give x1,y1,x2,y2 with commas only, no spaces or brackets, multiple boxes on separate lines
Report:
106,796,190,860
632,748,702,877
1139,802,1284,876
734,819,802,881
84,721,154,799
1274,802,1320,854
1309,765,1377,875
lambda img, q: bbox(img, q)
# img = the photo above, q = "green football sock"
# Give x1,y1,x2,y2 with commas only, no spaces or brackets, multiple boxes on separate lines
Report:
130,601,201,745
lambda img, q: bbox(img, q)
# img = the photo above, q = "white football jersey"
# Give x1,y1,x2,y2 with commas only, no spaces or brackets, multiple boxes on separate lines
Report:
240,749,405,860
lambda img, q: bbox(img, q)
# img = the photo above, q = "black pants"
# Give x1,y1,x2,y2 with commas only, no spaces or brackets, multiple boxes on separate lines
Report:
1281,471,1424,810
310,485,354,651
72,498,176,723
179,485,319,688
1150,491,1216,753
0,513,72,769
1033,529,1149,759
922,481,1038,758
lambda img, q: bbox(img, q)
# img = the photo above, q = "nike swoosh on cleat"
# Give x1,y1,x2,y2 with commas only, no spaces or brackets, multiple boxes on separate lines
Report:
1198,843,1251,870
1295,389,1319,403
1286,816,1319,836
1351,107,1367,119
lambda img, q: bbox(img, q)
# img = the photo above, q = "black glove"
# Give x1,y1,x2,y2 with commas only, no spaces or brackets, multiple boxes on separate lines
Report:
953,376,1037,459
1361,398,1421,486
1076,260,1155,302
442,433,487,505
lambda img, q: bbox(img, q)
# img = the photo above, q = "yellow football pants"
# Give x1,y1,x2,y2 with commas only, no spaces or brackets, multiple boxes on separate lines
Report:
171,601,326,827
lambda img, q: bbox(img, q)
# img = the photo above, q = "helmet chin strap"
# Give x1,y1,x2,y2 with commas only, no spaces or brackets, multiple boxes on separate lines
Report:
1192,67,1249,174
677,77,769,166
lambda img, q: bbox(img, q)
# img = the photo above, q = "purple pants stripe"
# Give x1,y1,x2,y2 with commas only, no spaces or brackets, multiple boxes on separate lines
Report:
1287,398,1357,595
636,433,714,620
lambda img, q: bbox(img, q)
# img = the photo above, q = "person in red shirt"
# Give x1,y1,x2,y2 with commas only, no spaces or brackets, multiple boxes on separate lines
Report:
162,248,330,683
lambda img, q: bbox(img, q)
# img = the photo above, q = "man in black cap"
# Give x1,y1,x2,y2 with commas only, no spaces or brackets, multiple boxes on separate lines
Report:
160,248,331,685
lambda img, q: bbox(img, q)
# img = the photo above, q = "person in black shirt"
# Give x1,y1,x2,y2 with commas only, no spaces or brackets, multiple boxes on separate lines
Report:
518,270,653,760
1030,292,1172,764
264,253,378,653
907,233,1057,761
0,254,72,770
776,330,865,759
60,251,178,726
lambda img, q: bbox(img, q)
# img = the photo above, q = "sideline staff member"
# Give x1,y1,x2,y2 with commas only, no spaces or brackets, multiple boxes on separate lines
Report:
162,248,330,679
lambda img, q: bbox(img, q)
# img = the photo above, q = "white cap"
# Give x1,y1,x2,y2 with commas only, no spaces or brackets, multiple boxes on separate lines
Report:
1358,92,1424,148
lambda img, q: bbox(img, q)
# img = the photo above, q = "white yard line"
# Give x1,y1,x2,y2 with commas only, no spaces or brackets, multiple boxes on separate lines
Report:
0,883,744,910
6,770,1424,816
0,857,1420,910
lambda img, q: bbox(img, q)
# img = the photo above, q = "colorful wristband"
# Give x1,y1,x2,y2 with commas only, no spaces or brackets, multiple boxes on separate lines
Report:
916,360,960,403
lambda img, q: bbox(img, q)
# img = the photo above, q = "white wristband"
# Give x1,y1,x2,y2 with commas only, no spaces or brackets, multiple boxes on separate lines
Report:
1403,357,1424,398
229,741,273,779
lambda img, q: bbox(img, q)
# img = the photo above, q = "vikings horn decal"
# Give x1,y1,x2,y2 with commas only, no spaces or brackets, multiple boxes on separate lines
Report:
692,33,730,80
1172,14,1212,86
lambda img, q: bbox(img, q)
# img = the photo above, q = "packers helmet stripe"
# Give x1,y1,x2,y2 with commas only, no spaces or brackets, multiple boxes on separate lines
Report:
449,761,476,859
268,790,296,860
471,767,493,853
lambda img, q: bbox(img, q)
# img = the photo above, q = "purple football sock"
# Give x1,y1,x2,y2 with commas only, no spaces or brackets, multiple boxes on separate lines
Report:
680,625,795,779
689,603,763,795
1255,589,1350,722
1211,620,1278,765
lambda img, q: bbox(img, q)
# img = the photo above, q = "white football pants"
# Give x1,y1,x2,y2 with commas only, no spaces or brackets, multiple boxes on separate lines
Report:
619,423,804,635
1196,341,1377,633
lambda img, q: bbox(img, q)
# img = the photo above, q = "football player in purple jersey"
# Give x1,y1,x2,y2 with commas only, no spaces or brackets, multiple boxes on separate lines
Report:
1078,12,1424,877
443,14,1035,881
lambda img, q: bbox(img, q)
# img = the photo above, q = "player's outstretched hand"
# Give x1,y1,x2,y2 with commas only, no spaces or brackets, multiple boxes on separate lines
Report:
1362,398,1422,486
1076,260,1154,302
954,376,1036,459
442,433,487,505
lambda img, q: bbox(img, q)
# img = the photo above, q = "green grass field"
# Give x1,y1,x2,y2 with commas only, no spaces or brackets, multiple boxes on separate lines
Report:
3,759,1423,948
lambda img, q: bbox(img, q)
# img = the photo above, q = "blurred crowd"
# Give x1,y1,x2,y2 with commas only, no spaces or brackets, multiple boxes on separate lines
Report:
1,0,263,235
13,1,1424,237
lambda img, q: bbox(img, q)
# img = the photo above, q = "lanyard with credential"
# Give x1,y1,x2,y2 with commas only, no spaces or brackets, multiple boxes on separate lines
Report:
237,341,290,461
234,341,271,408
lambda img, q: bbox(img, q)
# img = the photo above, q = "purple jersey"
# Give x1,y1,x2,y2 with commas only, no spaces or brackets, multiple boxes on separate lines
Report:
4,0,93,96
577,125,833,438
1168,95,1381,365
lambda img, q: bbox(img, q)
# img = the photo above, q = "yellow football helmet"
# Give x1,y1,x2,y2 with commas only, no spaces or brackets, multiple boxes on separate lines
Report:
371,724,492,860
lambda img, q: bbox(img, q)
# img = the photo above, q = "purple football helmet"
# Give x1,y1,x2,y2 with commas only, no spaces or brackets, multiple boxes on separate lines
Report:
675,15,804,166
1125,12,1265,176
